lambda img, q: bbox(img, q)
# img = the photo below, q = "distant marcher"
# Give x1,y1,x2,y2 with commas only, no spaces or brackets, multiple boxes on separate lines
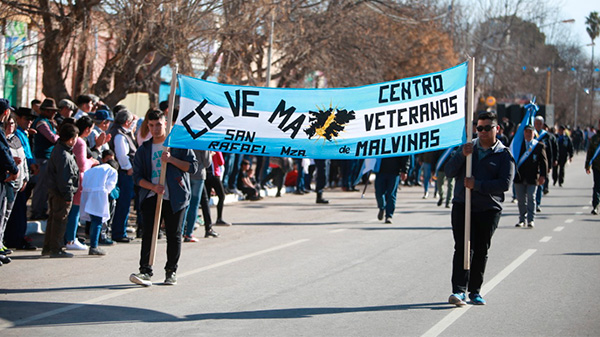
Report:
514,124,547,228
435,147,458,208
553,125,573,187
374,156,409,223
585,119,600,215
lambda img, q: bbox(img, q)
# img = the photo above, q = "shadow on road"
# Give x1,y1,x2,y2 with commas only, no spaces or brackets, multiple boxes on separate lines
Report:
0,300,452,328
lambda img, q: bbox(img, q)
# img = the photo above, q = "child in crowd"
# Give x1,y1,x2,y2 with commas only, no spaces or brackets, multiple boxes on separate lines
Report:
41,123,80,258
80,150,119,255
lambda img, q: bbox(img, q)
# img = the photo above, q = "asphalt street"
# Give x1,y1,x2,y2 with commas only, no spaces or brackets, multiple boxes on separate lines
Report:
1,152,599,337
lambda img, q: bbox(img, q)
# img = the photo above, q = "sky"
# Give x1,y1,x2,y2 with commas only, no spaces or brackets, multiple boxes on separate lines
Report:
559,0,598,54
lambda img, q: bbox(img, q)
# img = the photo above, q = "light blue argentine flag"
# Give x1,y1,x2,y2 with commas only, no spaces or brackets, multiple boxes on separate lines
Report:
509,99,539,164
166,62,469,159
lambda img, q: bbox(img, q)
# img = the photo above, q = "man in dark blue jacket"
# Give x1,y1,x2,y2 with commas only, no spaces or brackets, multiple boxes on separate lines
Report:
129,110,197,287
445,111,515,306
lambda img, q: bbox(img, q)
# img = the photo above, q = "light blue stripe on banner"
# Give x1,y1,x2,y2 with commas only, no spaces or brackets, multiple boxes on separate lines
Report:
166,118,465,159
178,62,468,113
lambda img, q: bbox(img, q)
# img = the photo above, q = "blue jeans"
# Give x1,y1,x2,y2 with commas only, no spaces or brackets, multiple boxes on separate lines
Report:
112,171,134,240
421,163,432,193
375,173,400,218
515,183,537,223
183,178,205,237
89,214,103,248
65,204,80,242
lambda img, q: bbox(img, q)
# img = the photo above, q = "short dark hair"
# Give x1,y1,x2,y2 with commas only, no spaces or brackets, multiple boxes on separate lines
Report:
241,159,250,166
478,111,498,124
159,100,169,112
31,99,41,106
145,109,165,121
102,149,115,158
76,94,93,106
113,104,127,114
59,123,79,141
75,115,94,135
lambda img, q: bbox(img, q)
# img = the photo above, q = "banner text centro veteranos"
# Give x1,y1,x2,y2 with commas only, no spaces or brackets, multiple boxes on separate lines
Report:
166,62,468,159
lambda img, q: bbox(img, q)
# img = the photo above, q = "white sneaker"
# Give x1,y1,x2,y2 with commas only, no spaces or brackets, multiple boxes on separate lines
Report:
66,240,88,251
527,221,535,228
422,192,429,199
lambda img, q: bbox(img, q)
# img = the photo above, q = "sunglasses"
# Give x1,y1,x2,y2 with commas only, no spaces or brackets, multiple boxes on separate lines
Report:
476,125,496,132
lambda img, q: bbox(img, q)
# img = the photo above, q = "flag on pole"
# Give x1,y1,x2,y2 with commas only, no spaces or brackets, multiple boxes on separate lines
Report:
509,99,539,164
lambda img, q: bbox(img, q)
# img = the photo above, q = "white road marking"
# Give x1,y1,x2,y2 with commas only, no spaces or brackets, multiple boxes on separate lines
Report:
564,219,574,224
0,238,311,330
421,249,537,337
575,212,583,215
329,228,348,233
540,236,552,243
582,206,589,210
554,226,565,232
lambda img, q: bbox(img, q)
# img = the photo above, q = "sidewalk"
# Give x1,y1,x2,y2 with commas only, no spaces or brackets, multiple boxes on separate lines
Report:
25,184,293,236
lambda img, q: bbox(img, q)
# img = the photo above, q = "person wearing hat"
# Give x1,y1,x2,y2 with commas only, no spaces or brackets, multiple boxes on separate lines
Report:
0,99,20,263
30,98,60,220
514,123,548,228
55,99,77,125
88,109,113,161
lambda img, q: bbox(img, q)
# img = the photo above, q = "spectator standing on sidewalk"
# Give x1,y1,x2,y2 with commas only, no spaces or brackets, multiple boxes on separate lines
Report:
108,109,137,243
31,98,60,220
5,108,38,250
41,123,80,258
0,104,20,262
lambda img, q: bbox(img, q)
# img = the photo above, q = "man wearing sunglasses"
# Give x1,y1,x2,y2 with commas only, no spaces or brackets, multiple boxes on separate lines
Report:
444,111,515,306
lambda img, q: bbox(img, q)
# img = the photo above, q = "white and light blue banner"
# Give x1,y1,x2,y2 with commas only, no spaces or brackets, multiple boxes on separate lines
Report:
166,62,468,159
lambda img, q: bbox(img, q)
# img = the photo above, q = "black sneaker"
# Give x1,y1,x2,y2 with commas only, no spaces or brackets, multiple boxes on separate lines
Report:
164,272,177,285
205,229,220,238
377,209,384,221
89,247,107,256
49,251,74,258
0,255,11,264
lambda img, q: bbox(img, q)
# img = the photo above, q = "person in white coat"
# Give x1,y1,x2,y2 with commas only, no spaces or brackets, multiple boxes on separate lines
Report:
80,159,118,255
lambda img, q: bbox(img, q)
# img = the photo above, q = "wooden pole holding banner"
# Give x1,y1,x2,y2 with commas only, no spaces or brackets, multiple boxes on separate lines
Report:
464,58,475,270
149,64,178,267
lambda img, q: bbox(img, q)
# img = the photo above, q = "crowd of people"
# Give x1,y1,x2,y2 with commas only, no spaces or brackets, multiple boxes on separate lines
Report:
0,96,595,293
